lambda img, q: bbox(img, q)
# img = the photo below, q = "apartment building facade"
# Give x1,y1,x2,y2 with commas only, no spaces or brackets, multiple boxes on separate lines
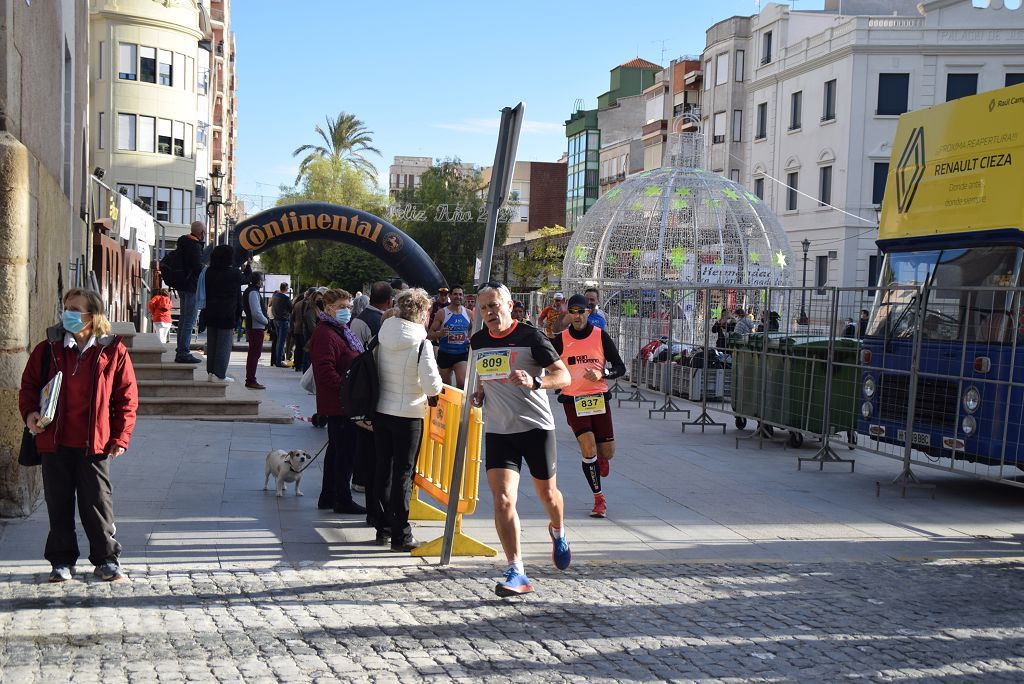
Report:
480,160,568,244
565,58,662,229
89,0,237,251
702,0,1024,293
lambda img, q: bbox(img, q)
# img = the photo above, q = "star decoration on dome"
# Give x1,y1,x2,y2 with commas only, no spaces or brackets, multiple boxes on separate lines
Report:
623,301,638,316
749,251,760,264
774,251,787,268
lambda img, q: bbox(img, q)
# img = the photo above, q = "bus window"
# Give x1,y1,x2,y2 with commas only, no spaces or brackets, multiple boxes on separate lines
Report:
868,246,1021,342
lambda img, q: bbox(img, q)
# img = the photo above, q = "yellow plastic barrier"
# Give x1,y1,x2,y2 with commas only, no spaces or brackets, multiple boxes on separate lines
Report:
408,385,495,557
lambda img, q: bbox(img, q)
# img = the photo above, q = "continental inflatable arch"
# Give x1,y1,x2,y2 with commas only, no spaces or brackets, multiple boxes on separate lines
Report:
230,202,447,291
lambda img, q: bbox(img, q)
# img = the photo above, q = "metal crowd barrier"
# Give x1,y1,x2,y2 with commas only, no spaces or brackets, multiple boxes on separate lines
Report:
588,282,1024,491
408,384,495,557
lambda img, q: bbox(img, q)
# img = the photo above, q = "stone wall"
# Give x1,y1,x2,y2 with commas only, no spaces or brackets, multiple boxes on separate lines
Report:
0,135,77,516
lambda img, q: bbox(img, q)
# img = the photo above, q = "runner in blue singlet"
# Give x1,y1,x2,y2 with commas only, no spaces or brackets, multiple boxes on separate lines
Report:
427,284,471,388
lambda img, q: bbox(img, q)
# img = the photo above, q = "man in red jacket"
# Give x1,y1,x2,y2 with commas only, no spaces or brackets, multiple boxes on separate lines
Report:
20,289,138,582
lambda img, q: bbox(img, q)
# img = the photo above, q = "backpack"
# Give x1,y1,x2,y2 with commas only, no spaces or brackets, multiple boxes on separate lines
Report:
340,337,380,420
340,336,428,419
159,248,186,290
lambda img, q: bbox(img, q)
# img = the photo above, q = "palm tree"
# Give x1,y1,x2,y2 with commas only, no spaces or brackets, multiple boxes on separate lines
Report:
291,112,382,185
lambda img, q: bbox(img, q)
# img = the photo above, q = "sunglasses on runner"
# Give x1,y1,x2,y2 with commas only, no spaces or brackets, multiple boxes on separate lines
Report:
567,307,587,315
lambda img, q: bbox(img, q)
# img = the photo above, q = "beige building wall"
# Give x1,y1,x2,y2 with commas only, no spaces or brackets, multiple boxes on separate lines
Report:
0,0,90,516
90,0,206,249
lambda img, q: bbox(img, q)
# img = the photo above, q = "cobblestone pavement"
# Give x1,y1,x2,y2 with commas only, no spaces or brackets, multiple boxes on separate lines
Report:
2,558,1023,682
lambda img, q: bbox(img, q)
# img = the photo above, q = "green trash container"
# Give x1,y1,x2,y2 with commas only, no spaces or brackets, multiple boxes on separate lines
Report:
728,332,758,428
729,333,793,430
781,337,861,447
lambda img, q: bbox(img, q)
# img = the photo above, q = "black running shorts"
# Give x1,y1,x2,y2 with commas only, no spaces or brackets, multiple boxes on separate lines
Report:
485,429,557,480
436,350,469,368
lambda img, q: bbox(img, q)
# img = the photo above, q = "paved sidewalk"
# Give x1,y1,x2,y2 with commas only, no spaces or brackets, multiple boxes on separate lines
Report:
3,351,1024,681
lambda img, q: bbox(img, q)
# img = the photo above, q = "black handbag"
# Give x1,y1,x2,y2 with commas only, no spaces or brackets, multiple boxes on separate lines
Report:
18,343,52,467
18,427,40,467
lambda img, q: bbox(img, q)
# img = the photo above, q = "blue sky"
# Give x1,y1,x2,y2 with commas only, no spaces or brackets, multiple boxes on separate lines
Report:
232,0,826,213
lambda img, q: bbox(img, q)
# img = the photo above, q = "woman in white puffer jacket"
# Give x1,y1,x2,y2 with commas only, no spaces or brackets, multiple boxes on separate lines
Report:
371,288,444,551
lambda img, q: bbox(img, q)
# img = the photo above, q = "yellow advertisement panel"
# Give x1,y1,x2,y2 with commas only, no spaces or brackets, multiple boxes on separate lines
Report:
880,83,1024,242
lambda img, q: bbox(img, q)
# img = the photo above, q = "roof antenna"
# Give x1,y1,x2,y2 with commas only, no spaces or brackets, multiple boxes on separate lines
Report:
652,38,669,66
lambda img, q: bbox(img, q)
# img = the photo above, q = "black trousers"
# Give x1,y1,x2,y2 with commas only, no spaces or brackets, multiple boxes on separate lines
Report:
352,425,375,488
371,413,423,541
320,416,356,507
41,447,120,567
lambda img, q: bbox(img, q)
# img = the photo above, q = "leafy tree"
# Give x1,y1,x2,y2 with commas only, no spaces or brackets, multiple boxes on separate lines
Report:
392,159,508,287
292,112,381,185
256,157,393,293
508,225,568,291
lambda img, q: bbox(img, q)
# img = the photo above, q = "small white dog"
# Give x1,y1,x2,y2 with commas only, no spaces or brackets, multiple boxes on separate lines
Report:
264,449,313,497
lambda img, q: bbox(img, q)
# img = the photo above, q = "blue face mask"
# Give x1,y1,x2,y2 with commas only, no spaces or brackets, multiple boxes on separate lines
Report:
335,309,352,325
62,310,87,333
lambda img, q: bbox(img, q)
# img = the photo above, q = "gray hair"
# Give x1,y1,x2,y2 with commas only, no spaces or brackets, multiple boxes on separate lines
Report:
477,284,512,303
395,288,432,323
351,294,370,317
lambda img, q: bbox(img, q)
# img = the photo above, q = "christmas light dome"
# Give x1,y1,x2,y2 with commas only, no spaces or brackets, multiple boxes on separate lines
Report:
561,133,795,347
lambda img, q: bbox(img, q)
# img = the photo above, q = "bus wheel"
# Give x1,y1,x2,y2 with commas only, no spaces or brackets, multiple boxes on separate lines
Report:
735,416,747,430
788,431,804,448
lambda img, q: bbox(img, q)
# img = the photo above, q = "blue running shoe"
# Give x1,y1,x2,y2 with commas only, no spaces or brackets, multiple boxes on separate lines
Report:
495,567,534,597
549,524,571,570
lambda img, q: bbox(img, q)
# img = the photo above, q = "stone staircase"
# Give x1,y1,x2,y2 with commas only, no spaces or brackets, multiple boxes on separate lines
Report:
114,323,292,423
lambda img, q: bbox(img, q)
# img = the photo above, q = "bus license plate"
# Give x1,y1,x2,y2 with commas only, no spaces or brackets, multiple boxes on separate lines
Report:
897,430,931,447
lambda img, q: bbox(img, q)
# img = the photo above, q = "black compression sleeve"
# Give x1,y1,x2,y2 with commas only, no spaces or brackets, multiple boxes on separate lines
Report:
601,330,626,380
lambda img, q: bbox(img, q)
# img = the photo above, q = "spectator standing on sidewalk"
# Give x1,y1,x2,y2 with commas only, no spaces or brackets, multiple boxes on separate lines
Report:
148,288,173,345
300,288,323,373
733,308,756,335
242,273,269,390
348,281,393,499
370,288,443,551
290,289,311,372
270,283,292,367
352,294,369,319
19,289,138,583
350,281,393,346
202,246,250,383
174,221,206,364
309,289,366,515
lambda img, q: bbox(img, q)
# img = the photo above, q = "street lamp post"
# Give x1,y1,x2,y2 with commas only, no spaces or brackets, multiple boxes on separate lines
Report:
208,168,226,245
800,238,811,325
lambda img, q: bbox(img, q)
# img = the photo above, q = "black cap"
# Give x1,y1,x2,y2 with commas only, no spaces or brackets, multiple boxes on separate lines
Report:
567,294,589,310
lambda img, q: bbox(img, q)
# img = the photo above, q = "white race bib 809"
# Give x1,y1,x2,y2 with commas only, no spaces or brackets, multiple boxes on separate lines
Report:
475,349,511,380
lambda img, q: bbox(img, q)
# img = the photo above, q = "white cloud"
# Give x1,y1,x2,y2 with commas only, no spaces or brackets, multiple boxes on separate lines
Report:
433,118,562,135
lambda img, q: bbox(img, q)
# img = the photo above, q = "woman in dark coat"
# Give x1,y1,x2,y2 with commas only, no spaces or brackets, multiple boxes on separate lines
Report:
309,288,366,514
202,245,250,382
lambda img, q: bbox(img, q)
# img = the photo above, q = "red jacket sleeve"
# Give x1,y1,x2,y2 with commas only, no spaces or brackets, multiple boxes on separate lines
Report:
106,343,138,450
18,341,51,421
